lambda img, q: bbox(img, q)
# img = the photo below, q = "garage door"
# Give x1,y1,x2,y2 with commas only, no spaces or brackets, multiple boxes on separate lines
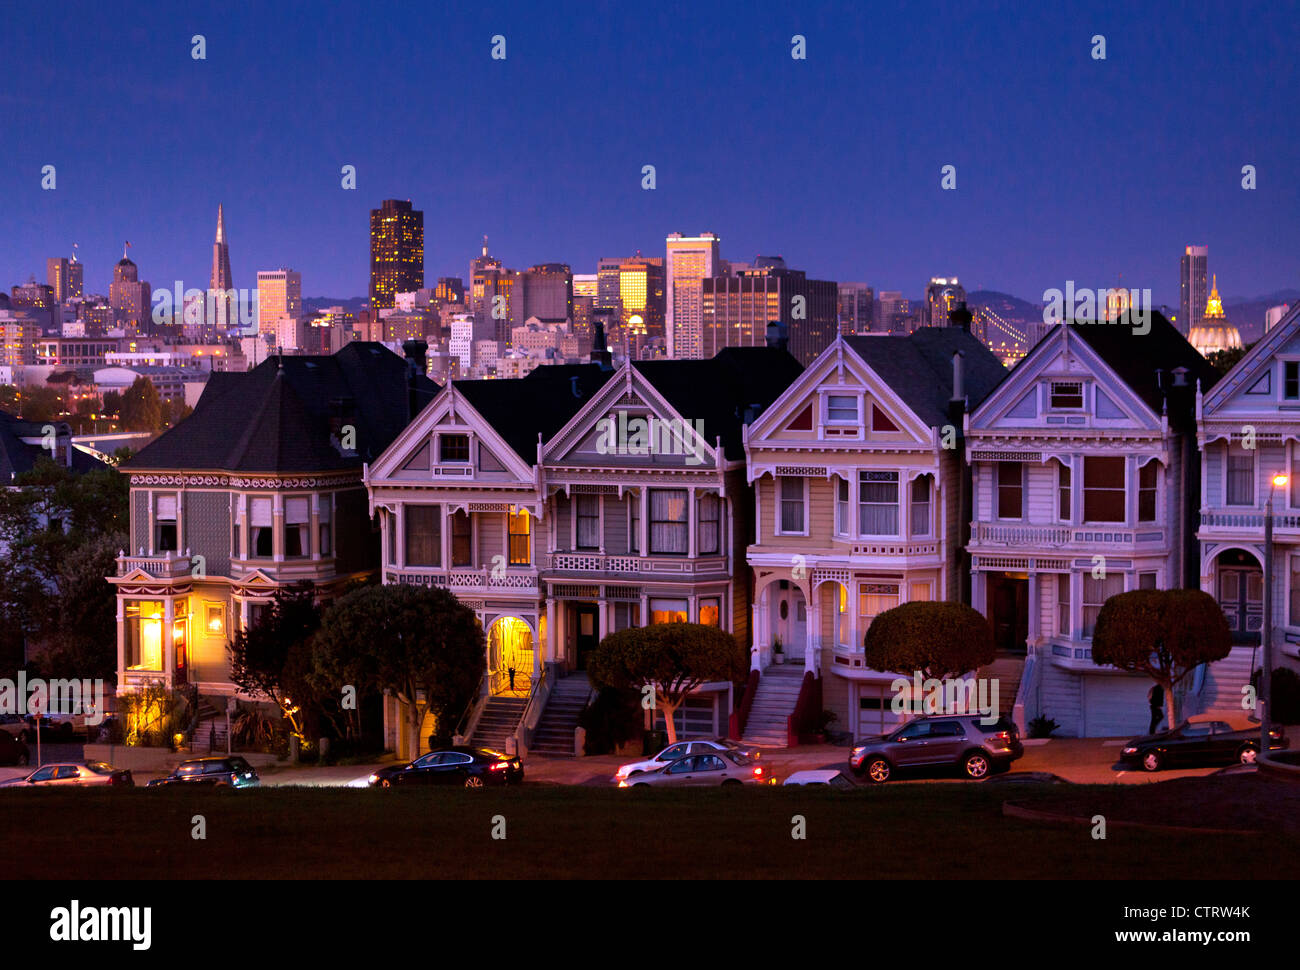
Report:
654,695,718,740
1081,675,1154,738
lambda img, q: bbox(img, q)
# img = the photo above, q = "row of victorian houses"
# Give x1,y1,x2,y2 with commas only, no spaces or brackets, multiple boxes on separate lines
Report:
106,305,1300,748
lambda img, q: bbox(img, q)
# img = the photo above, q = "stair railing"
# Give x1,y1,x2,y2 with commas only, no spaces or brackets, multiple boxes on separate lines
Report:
453,675,489,745
513,663,553,758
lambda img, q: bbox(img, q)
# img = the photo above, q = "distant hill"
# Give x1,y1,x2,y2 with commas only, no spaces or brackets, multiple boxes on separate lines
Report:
966,290,1042,321
303,296,369,314
1223,290,1300,343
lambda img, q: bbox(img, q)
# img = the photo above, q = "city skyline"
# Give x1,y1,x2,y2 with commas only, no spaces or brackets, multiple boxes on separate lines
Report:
3,1,1296,307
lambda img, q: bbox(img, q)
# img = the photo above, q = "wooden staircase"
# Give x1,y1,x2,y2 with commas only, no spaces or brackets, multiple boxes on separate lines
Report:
978,656,1024,719
528,673,592,757
469,696,528,751
741,664,806,748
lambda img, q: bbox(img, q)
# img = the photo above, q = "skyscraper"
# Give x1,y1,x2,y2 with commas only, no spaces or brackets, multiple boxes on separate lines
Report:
109,247,151,335
922,277,965,329
701,257,837,366
837,282,874,334
510,263,572,327
1180,245,1208,335
210,204,236,329
665,231,721,359
257,269,302,342
369,199,424,310
617,256,665,355
47,256,83,303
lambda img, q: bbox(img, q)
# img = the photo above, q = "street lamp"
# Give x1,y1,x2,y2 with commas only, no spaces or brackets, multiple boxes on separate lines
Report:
1262,472,1289,755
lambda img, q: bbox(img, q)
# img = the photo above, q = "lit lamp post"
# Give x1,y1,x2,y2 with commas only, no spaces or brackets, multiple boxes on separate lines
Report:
1261,472,1289,754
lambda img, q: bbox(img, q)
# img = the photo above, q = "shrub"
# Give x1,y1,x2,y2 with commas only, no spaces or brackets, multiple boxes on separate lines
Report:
1249,667,1300,725
578,687,642,755
1028,714,1059,739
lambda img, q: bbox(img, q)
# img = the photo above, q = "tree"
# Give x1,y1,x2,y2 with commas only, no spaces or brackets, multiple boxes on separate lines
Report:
29,531,125,683
101,390,122,420
1091,588,1232,729
862,601,997,681
18,386,63,423
312,583,485,761
119,376,162,432
1207,342,1255,377
227,581,322,744
587,622,746,744
0,385,19,412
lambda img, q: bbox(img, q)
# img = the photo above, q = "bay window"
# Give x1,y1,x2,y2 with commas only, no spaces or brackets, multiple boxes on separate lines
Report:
1226,449,1254,506
508,507,531,565
284,497,310,558
859,471,899,536
997,462,1023,519
858,583,899,639
124,600,164,671
910,475,932,537
1082,573,1124,637
318,493,332,556
698,493,721,555
251,497,273,557
576,495,600,550
1083,456,1125,523
404,505,441,567
778,477,805,534
650,489,688,554
154,494,177,553
1057,461,1072,522
835,477,850,535
450,510,472,566
1138,461,1158,523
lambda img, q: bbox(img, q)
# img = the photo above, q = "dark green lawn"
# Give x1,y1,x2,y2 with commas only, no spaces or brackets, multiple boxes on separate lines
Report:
7,781,1292,879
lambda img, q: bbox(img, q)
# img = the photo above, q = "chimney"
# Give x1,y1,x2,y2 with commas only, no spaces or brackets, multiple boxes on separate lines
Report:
403,338,428,421
948,301,972,331
765,320,789,351
590,321,613,370
951,351,965,404
1171,366,1189,387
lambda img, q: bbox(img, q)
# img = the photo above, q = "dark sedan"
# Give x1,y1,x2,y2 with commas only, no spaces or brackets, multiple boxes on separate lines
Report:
368,747,523,788
147,756,260,788
1120,720,1288,772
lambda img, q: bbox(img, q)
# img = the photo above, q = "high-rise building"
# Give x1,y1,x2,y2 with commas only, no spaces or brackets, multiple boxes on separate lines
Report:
922,277,965,329
596,257,624,315
257,269,302,341
209,204,237,330
572,274,598,299
617,256,665,349
1180,245,1209,335
837,282,875,334
47,257,83,303
435,277,465,304
701,257,838,366
665,232,721,359
875,291,906,332
369,199,424,310
511,263,572,328
109,249,151,335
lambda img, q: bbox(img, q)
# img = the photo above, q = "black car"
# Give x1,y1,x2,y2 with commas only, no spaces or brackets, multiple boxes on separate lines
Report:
1120,720,1288,772
368,747,523,788
147,756,260,788
0,730,30,766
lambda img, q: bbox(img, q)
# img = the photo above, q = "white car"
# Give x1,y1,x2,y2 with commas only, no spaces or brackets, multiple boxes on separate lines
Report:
783,769,855,789
0,761,134,787
615,740,758,782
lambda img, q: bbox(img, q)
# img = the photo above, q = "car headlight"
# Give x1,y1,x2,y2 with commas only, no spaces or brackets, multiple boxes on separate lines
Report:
1122,747,1137,755
851,747,865,758
368,773,379,783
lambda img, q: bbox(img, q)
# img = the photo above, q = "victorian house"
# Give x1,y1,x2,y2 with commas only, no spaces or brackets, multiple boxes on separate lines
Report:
966,313,1217,737
365,344,801,751
107,344,436,716
743,327,1006,741
1196,301,1300,702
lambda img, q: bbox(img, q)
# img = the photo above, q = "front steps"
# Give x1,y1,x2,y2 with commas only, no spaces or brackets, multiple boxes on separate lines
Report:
469,696,528,751
529,673,592,757
741,664,807,748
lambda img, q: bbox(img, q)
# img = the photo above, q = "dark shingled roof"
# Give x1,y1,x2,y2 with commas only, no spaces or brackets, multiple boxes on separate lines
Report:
0,411,108,478
631,347,805,459
1063,310,1218,431
125,342,438,473
453,364,617,461
843,327,1007,425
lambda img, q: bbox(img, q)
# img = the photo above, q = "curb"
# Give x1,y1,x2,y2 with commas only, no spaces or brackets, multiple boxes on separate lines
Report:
1001,800,1261,836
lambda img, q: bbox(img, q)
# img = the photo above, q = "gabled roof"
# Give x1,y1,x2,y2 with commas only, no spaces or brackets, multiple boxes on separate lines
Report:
630,347,804,459
1203,301,1300,413
125,343,438,473
1065,311,1218,427
843,327,1006,426
0,411,107,478
452,364,616,462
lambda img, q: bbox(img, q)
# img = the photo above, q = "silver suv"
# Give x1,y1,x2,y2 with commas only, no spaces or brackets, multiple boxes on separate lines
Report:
849,713,1023,783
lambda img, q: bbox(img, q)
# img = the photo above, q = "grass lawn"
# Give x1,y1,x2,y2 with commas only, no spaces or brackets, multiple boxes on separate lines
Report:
7,780,1295,879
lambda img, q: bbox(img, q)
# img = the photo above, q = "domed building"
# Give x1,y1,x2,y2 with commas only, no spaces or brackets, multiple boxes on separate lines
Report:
1188,276,1243,358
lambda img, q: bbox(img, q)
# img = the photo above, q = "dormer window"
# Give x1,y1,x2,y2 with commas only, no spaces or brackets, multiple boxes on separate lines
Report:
826,394,859,424
1050,381,1084,409
440,434,470,463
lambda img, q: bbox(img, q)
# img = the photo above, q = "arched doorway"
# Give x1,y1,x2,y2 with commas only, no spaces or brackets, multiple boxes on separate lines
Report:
1214,548,1263,644
487,616,535,696
768,580,807,665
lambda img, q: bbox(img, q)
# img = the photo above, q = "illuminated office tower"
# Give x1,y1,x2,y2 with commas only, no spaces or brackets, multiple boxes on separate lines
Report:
617,256,665,349
837,282,874,334
701,257,837,366
1180,245,1208,335
47,256,83,303
109,248,151,334
207,204,238,330
257,269,302,340
922,277,965,329
369,199,424,310
665,231,721,359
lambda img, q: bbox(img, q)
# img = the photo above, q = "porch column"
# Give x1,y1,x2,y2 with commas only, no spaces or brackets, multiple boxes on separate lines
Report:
598,495,605,555
806,586,819,671
849,582,861,658
115,598,125,683
272,493,284,563
640,487,649,557
1027,570,1040,645
532,617,542,679
163,598,176,688
597,598,608,641
545,598,557,663
440,505,451,571
309,494,320,559
750,595,763,671
687,487,697,558
176,490,185,556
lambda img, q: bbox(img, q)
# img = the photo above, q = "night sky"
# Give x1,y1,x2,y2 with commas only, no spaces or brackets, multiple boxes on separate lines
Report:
3,0,1296,305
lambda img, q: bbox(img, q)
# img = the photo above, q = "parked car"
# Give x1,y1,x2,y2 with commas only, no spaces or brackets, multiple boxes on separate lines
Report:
849,713,1024,783
618,749,766,787
0,761,133,787
0,714,28,740
368,747,523,788
1120,721,1288,772
148,756,260,788
783,769,855,789
0,731,30,766
615,740,759,782
43,701,104,739
11,715,75,742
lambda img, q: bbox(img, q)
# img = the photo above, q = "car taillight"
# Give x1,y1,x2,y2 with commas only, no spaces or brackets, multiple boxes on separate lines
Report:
1269,729,1284,740
490,761,508,770
989,731,1011,745
753,767,763,777
231,773,239,784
